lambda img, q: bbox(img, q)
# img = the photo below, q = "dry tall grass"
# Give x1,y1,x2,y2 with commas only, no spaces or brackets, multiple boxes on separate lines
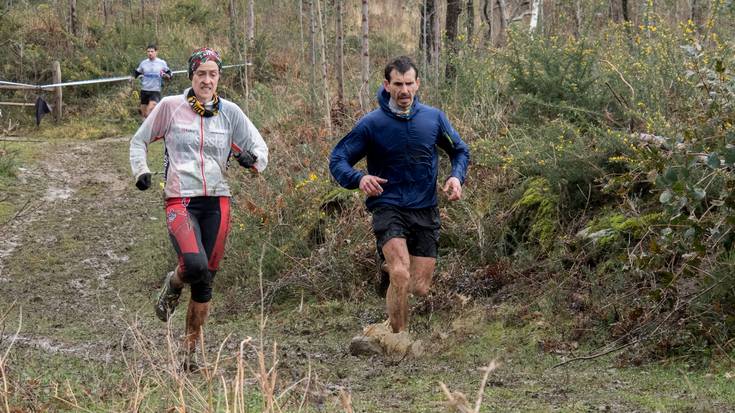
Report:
0,244,355,412
440,360,499,413
0,302,20,413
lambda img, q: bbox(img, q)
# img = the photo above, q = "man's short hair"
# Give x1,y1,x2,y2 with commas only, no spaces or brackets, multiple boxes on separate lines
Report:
384,56,419,81
147,44,157,51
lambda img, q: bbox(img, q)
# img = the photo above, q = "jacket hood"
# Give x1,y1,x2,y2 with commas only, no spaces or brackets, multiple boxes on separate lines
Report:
377,85,420,120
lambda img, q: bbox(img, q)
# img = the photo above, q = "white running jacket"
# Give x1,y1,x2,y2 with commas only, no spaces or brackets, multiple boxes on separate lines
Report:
130,89,268,199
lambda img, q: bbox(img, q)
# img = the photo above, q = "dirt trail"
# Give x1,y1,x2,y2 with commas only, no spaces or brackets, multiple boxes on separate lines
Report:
1,136,150,360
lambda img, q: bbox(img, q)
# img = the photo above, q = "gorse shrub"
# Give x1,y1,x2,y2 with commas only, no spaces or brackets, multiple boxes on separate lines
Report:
565,20,735,359
505,32,613,126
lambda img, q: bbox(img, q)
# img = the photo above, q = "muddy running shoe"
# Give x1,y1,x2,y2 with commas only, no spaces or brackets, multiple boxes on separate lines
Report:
181,352,200,373
155,271,181,322
375,253,390,298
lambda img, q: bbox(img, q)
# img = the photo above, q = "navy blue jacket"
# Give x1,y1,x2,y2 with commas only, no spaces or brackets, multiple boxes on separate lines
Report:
329,86,470,211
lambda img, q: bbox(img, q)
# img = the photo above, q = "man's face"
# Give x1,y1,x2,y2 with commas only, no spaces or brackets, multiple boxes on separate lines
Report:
146,48,157,60
383,68,420,110
191,60,220,102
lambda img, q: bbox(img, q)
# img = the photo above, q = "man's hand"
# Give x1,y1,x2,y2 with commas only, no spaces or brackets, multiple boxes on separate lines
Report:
359,175,387,197
135,173,151,191
442,177,462,201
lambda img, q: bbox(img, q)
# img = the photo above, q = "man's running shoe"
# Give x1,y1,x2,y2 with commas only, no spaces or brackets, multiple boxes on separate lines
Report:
375,254,390,298
155,271,181,322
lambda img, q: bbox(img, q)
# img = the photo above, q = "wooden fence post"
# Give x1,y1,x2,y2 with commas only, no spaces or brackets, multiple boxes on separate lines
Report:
52,61,62,122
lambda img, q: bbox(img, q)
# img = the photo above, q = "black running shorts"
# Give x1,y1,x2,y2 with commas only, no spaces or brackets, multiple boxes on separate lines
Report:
371,205,440,258
140,90,162,105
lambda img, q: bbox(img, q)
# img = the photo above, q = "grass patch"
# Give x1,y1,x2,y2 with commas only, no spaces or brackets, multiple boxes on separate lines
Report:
34,119,123,141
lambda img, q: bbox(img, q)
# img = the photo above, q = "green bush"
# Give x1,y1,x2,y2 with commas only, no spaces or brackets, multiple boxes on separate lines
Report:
505,31,613,126
0,146,17,178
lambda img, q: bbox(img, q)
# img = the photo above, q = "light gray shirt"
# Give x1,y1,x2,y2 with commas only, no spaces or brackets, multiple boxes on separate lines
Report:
136,57,170,92
130,89,268,198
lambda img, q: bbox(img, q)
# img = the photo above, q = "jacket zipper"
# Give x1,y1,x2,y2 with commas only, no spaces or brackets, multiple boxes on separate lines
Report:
199,117,208,196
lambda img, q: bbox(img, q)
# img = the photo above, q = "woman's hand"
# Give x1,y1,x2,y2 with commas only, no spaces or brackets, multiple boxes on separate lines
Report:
135,173,151,191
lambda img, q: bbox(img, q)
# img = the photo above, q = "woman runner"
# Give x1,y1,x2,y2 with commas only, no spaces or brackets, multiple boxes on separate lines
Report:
129,47,268,370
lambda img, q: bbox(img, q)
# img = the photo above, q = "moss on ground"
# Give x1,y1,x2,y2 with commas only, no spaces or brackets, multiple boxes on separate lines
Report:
512,176,559,250
578,211,665,247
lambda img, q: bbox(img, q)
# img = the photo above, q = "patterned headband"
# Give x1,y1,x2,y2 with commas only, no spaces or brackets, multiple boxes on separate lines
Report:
188,47,222,79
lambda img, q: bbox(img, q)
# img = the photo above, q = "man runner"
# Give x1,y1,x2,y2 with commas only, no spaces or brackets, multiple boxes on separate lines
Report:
134,43,171,118
329,56,470,338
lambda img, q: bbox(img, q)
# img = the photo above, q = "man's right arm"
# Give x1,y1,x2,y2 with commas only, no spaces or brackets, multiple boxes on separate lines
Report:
329,124,369,190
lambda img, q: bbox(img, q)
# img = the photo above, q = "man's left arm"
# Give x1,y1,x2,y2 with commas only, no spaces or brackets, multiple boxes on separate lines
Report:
161,60,172,80
437,111,470,201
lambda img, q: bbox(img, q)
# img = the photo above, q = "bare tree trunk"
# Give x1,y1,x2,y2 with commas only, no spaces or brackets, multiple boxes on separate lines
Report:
497,0,508,46
69,0,78,36
574,0,582,37
335,0,345,113
360,0,370,112
228,0,240,52
247,0,255,49
102,0,109,26
481,0,493,47
421,0,428,74
529,0,540,32
299,0,305,63
466,0,474,45
242,27,250,114
316,0,332,134
154,0,161,37
609,0,620,22
621,0,629,22
419,0,436,64
128,0,133,26
140,0,144,28
227,0,246,104
52,61,62,122
245,0,256,79
308,0,318,107
445,0,462,80
432,0,440,86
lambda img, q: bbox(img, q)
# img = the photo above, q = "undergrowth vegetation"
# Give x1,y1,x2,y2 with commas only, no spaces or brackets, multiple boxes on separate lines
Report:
2,1,735,404
441,17,735,364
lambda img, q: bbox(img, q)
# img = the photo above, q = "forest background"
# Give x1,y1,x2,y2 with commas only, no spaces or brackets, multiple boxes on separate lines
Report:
2,0,735,411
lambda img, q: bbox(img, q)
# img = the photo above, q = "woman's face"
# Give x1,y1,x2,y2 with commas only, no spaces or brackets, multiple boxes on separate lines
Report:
191,60,220,102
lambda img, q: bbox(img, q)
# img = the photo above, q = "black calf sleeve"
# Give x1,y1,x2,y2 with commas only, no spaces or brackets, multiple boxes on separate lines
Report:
191,270,217,303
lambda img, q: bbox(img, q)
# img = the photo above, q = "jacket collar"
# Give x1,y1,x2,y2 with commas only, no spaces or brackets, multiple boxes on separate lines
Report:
377,85,420,120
